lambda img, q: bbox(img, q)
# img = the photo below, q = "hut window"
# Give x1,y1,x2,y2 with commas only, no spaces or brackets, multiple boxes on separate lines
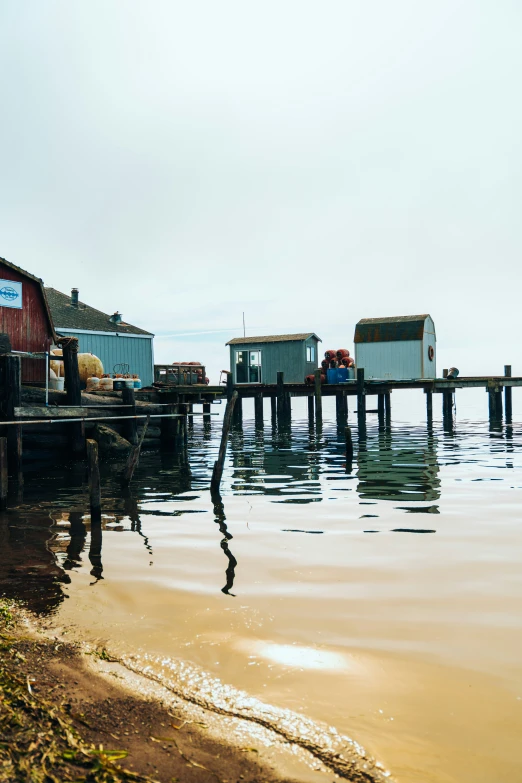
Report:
235,350,262,383
306,345,315,362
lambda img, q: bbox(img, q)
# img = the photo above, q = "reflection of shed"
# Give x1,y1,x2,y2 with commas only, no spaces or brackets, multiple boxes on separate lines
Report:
0,256,56,383
354,314,436,380
46,287,154,387
226,333,321,385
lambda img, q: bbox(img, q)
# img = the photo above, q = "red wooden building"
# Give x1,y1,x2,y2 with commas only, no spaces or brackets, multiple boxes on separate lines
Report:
0,256,56,383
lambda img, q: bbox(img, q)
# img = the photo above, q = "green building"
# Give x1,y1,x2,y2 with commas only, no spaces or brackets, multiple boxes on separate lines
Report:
226,333,321,385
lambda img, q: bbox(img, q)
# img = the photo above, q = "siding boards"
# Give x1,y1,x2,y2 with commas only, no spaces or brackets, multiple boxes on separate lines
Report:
230,337,320,384
58,331,154,387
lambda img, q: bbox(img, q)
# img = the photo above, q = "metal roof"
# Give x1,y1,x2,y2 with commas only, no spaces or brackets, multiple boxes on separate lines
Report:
355,315,432,343
226,333,321,346
45,287,153,336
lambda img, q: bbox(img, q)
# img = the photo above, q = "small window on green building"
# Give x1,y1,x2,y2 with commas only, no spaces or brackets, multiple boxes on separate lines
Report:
306,345,315,362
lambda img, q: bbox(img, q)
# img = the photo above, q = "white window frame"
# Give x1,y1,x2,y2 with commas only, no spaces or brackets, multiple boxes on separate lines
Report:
306,344,315,363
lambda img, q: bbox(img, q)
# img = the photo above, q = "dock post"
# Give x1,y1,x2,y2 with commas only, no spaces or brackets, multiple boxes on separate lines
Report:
0,437,7,511
86,438,101,522
254,393,264,428
270,396,277,424
232,394,243,426
121,415,150,486
226,372,234,401
62,338,84,457
384,392,391,421
443,389,454,425
377,393,385,429
211,391,238,493
426,390,433,423
308,395,314,422
161,403,177,452
504,365,512,423
357,368,366,435
314,369,322,425
121,386,138,445
336,392,347,424
203,402,211,425
277,372,286,423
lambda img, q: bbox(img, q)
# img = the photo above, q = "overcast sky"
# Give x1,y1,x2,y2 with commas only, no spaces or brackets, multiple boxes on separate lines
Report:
1,1,521,381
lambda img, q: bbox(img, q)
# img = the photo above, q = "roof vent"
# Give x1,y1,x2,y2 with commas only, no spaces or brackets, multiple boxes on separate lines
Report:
109,311,122,324
71,288,79,308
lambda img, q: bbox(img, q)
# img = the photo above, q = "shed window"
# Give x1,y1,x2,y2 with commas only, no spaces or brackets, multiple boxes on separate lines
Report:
235,350,262,383
306,345,315,362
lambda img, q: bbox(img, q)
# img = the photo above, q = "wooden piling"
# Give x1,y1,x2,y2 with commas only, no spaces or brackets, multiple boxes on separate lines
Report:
336,392,347,423
226,373,234,401
377,393,385,428
210,391,238,493
504,365,512,422
314,369,322,424
308,395,314,421
384,392,391,419
232,394,243,426
357,368,366,432
86,438,101,521
426,390,433,422
160,404,177,451
121,387,138,445
270,396,277,422
62,338,84,457
203,402,211,424
254,393,264,428
0,437,7,511
121,415,150,486
1,356,23,475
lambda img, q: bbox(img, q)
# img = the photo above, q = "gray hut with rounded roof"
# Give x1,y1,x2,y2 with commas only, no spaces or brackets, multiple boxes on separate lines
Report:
227,333,321,384
354,314,436,380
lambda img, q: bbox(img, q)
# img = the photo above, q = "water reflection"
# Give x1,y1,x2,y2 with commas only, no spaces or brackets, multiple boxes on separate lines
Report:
0,415,519,613
357,430,440,504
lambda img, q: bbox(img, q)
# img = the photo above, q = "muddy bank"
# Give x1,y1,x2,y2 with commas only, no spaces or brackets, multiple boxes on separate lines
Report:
0,604,390,783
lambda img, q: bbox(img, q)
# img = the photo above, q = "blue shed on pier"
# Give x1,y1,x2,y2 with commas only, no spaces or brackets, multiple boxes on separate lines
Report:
46,287,154,387
227,333,321,385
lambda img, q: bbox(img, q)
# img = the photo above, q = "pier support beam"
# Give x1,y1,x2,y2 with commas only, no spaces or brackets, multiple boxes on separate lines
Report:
377,393,385,429
254,393,264,428
345,426,353,472
0,437,7,511
270,396,277,424
203,402,211,425
308,395,314,422
504,365,512,423
62,338,84,458
384,392,391,421
314,369,322,425
488,386,503,422
357,368,366,436
443,390,454,425
161,404,177,452
425,390,433,423
232,395,243,426
1,356,23,476
122,387,137,445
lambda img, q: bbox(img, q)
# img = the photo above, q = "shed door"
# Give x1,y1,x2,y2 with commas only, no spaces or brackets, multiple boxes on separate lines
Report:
235,350,262,383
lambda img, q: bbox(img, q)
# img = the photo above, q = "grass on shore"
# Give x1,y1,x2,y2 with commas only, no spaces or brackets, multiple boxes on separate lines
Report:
0,600,157,783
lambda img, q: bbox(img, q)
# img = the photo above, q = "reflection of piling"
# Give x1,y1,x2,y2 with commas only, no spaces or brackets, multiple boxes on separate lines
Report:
89,519,103,580
86,438,101,522
345,425,353,472
210,391,238,493
0,437,7,511
314,369,322,425
504,365,512,422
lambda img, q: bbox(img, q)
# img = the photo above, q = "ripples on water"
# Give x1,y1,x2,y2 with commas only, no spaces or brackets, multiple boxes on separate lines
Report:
1,399,521,782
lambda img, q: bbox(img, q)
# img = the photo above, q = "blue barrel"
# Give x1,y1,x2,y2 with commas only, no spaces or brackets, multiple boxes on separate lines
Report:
337,367,348,383
326,368,339,384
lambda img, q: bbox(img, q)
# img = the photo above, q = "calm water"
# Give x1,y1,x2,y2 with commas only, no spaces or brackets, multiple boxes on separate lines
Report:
1,393,522,782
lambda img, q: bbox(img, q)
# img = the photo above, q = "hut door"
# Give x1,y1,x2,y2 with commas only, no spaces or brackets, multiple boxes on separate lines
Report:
235,350,262,383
